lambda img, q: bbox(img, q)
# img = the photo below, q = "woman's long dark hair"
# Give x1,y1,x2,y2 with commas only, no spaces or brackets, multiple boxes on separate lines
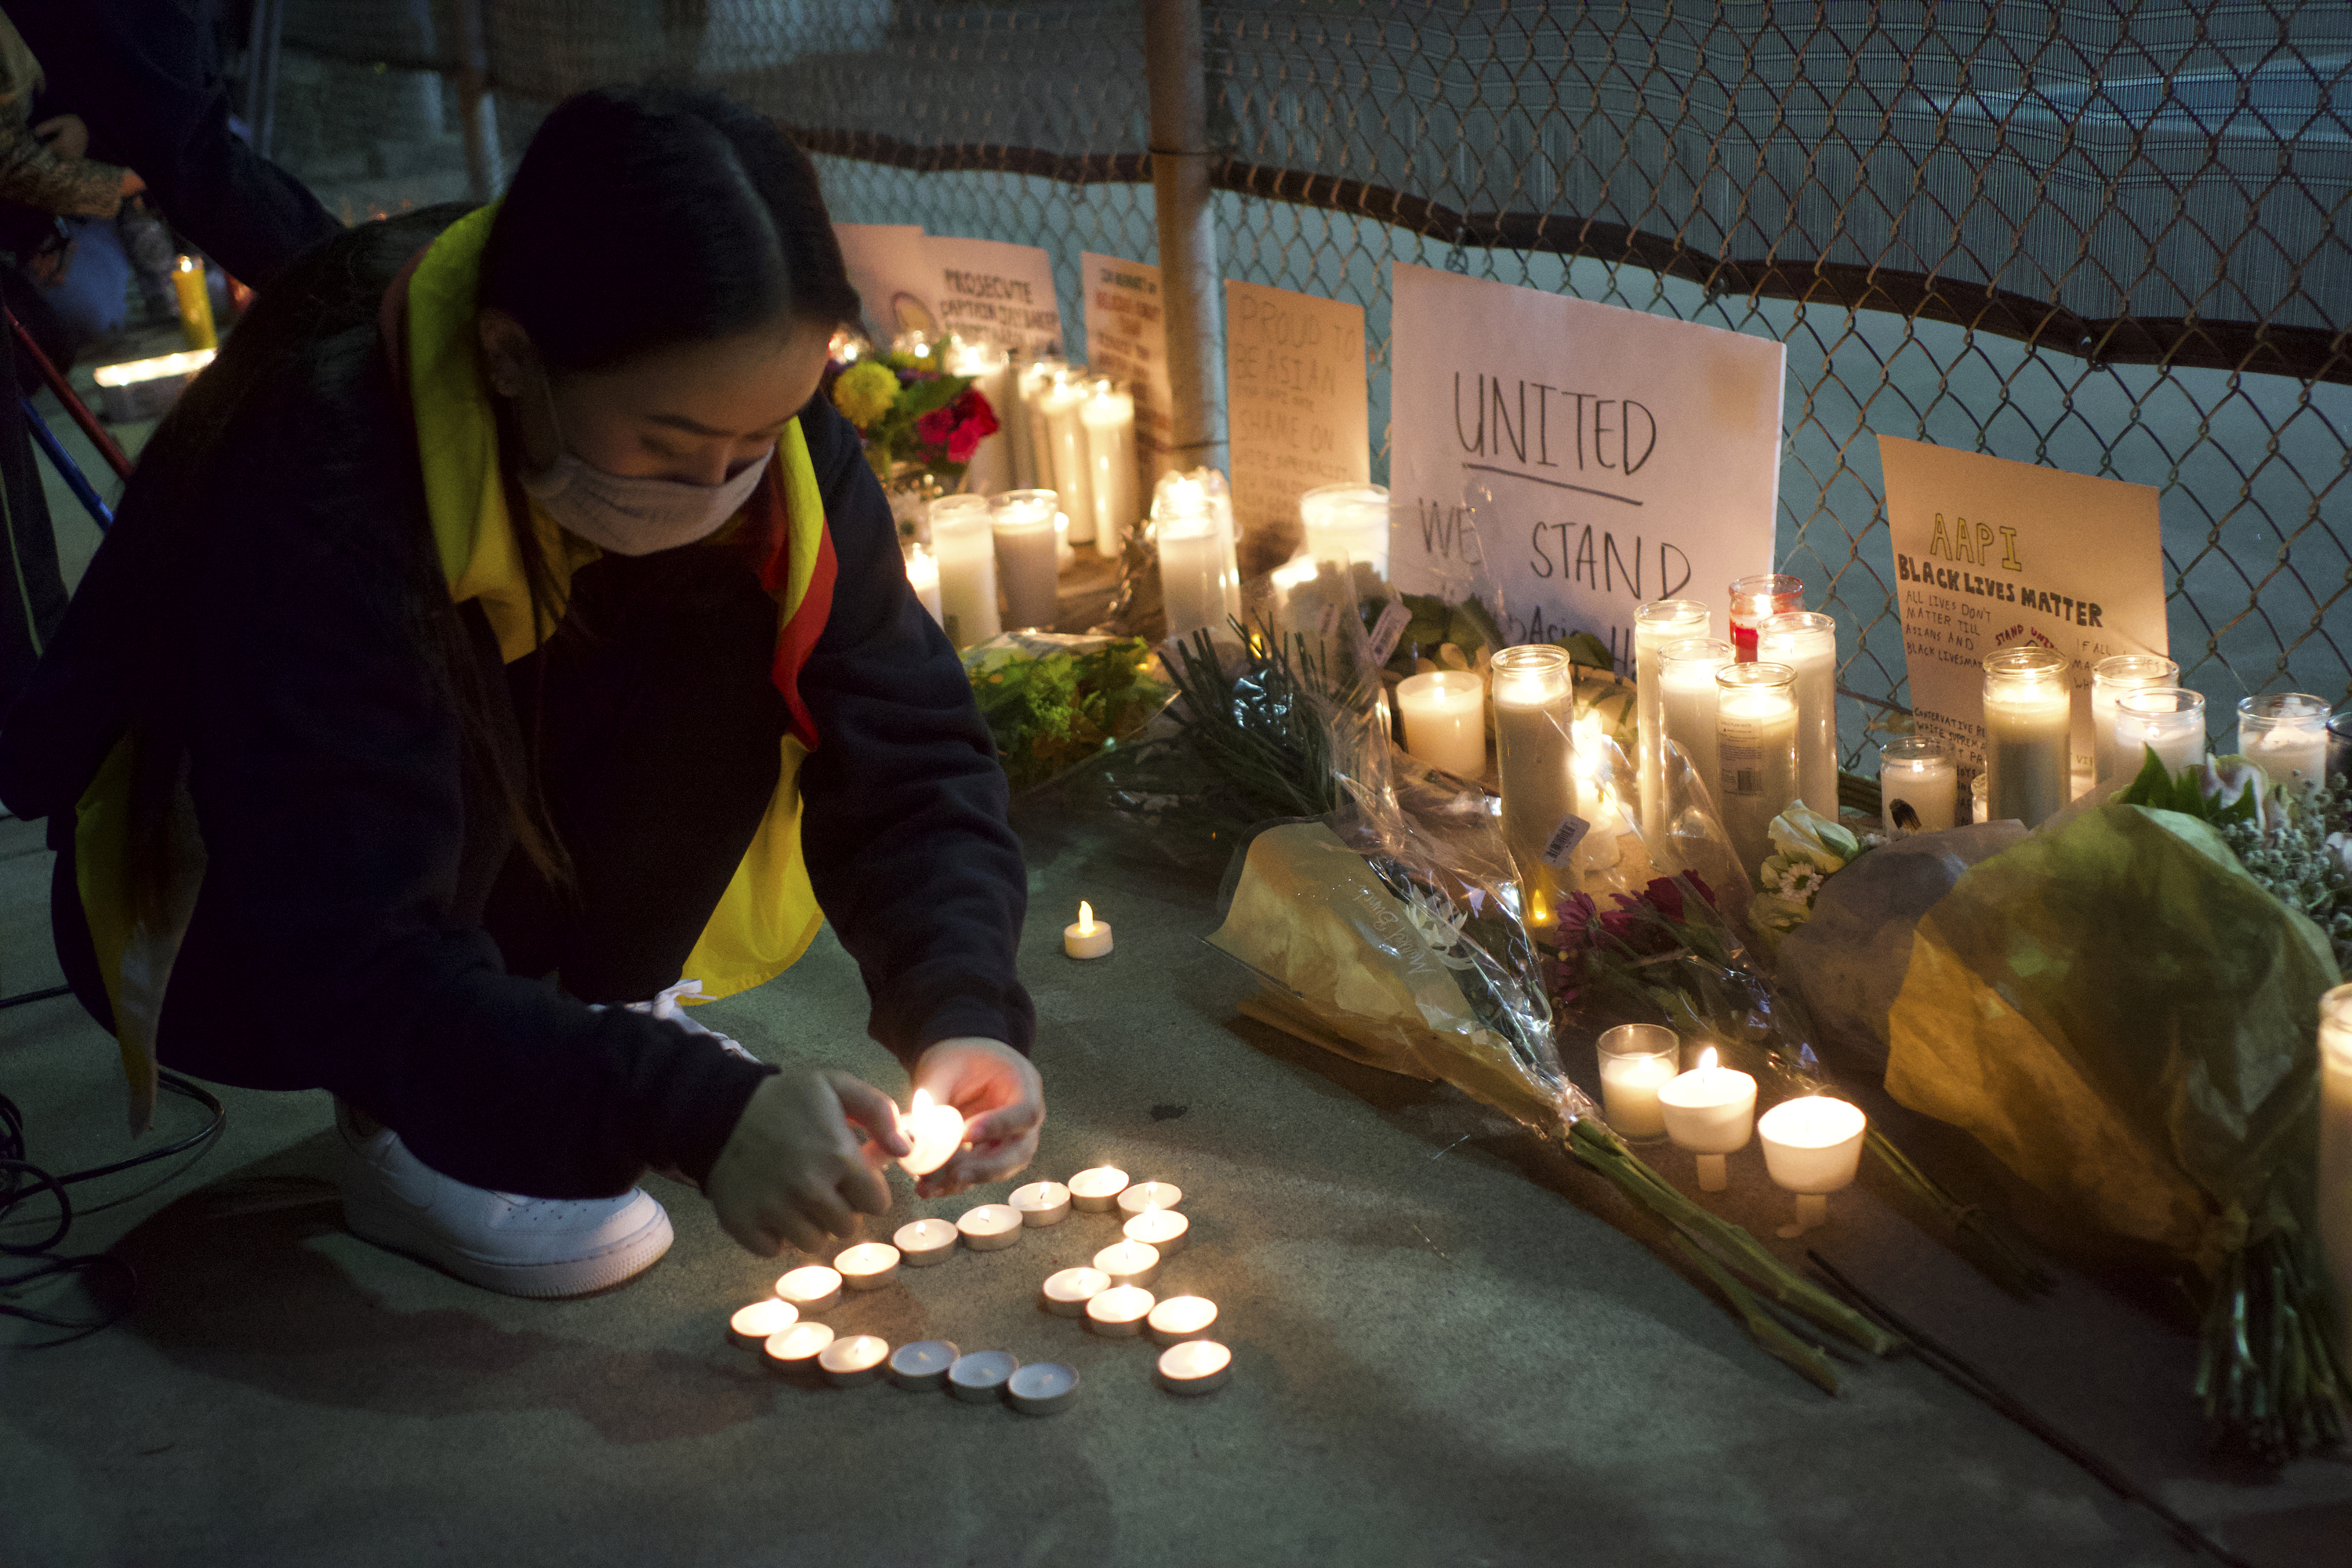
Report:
119,86,860,910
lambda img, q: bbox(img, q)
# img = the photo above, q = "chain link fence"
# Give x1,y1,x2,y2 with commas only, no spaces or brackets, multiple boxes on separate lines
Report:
255,1,2351,766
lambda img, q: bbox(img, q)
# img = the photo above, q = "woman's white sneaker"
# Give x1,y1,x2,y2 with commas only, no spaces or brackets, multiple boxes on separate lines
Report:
336,1105,673,1298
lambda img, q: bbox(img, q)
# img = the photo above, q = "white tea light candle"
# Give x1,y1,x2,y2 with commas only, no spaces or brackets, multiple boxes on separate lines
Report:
1757,1095,1868,1235
1067,1166,1130,1210
833,1242,900,1291
956,1203,1024,1251
1041,1267,1112,1316
1063,901,1113,959
1156,1338,1233,1396
1007,1361,1082,1417
1396,671,1488,779
947,1349,1020,1403
1756,611,1839,817
1092,1240,1163,1289
1116,1181,1183,1216
1010,1180,1072,1226
1715,662,1799,884
2090,654,2179,786
887,1339,960,1392
894,1217,959,1266
1085,1283,1156,1336
1657,1047,1759,1192
729,1296,797,1348
763,1319,834,1374
1123,1208,1189,1254
898,1088,964,1177
1635,600,1712,840
818,1334,891,1388
1878,735,1958,834
775,1265,843,1312
1596,1022,1679,1141
1147,1294,1218,1346
1657,638,1734,804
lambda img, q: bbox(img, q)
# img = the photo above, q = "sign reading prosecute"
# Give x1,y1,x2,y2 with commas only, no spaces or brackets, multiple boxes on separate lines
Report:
1878,436,2168,783
1388,263,1784,666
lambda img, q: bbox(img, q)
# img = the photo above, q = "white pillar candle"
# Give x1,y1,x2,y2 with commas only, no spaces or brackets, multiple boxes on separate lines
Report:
2238,692,2331,799
947,1349,1020,1403
1004,350,1040,490
887,1339,960,1392
897,1087,964,1177
1080,378,1141,550
1595,1022,1679,1141
1041,1267,1112,1316
1067,1166,1130,1210
946,339,1014,495
1715,662,1799,884
762,1319,834,1374
1758,1094,1869,1235
1491,644,1577,930
1756,611,1839,817
1017,358,1065,501
956,1203,1024,1251
1116,1181,1184,1215
775,1265,843,1312
1123,1208,1189,1254
1040,372,1097,546
833,1242,901,1291
1982,646,2073,828
1878,735,1958,834
1155,1338,1233,1396
1297,481,1391,582
818,1333,891,1388
1657,1047,1759,1192
1006,1361,1082,1416
927,495,1000,651
1092,1240,1162,1289
904,546,943,629
1396,671,1488,779
2318,984,2352,1381
728,1296,798,1348
2114,687,2207,777
2090,654,2179,786
1635,600,1713,841
1727,572,1804,663
1063,901,1113,959
893,1217,959,1266
1010,1180,1071,1226
990,489,1060,630
1147,1294,1219,1346
1085,1283,1157,1336
1160,515,1235,642
1657,637,1734,808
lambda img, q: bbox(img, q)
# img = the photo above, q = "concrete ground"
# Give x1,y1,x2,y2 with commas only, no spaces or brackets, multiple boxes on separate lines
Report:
4,772,2352,1568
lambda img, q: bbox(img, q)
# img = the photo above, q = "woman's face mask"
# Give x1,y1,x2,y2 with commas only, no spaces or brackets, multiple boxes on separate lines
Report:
516,370,770,555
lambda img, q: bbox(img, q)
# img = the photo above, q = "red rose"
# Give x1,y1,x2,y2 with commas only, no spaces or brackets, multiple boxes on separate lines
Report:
916,405,960,447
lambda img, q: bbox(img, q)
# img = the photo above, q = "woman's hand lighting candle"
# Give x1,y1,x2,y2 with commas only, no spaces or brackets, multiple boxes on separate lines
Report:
1757,1095,1868,1235
1063,901,1113,959
1657,1047,1758,1192
897,1088,965,1177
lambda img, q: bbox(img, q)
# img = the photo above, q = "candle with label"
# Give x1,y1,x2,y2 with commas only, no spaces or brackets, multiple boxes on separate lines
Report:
1010,1180,1071,1226
1063,901,1113,959
1298,481,1392,583
1757,1094,1868,1235
2090,654,2179,786
927,495,1000,651
1982,646,2073,827
897,1088,964,1177
1492,644,1577,927
1040,372,1097,546
1727,573,1804,662
946,339,1014,495
2114,688,2207,777
2318,985,2352,1381
1396,671,1488,779
1656,637,1733,806
1755,611,1839,817
1080,378,1140,550
1635,601,1712,840
1878,736,1958,834
1715,662,1799,883
904,546,943,628
2238,692,2331,799
1596,1023,1679,1141
1657,1047,1758,1192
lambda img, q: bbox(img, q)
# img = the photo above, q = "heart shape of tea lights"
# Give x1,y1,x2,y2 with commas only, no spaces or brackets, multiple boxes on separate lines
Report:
1656,1047,1757,1192
833,1241,900,1291
1064,901,1113,959
775,1264,844,1312
1758,1095,1869,1236
1010,1180,1071,1227
957,1203,1025,1251
728,1295,799,1348
896,1089,966,1178
893,1217,959,1266
1066,1166,1130,1212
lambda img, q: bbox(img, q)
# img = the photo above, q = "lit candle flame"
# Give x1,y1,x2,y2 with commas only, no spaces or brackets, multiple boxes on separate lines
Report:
1698,1046,1719,1085
1078,901,1094,935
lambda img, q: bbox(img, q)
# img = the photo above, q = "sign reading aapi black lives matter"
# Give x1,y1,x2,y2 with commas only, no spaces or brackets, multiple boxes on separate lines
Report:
1388,263,1784,666
1878,437,2167,782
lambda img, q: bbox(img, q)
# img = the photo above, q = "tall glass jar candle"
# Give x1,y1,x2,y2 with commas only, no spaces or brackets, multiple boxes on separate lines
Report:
1728,573,1804,662
1080,377,1140,551
1878,735,1957,834
1981,646,2071,828
1152,471,1242,639
1755,611,1839,815
927,495,999,651
946,339,1014,495
1635,600,1711,840
1298,482,1392,583
2113,688,2207,779
1396,671,1488,779
1492,645,1577,928
2237,692,2331,800
1016,357,1065,498
1715,662,1798,882
991,489,1061,630
1657,637,1735,808
2089,654,2180,788
1039,370,1096,546
2319,984,2352,1384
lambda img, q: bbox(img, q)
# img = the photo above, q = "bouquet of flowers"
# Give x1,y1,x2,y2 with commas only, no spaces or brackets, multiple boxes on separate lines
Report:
826,347,999,490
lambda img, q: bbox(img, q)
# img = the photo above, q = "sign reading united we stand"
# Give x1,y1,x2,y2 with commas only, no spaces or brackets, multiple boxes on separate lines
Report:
1388,263,1786,666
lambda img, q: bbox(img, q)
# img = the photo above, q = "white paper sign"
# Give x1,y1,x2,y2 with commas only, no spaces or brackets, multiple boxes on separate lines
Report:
1224,279,1370,557
832,223,935,344
1388,264,1783,666
1878,436,2167,781
1081,252,1175,474
927,236,1065,358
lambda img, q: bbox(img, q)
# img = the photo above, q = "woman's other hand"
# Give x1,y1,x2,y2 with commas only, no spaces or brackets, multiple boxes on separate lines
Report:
909,1037,1043,1199
705,1070,909,1256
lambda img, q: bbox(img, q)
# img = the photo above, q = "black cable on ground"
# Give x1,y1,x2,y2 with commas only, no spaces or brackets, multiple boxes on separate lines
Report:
0,983,72,1010
1,1069,227,1345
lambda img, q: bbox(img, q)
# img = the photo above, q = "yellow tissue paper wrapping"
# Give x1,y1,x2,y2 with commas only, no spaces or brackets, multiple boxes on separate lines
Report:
1886,804,2339,1276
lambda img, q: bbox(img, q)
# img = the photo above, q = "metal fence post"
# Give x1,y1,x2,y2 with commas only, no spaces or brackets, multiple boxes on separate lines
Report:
452,0,503,203
1142,0,1225,471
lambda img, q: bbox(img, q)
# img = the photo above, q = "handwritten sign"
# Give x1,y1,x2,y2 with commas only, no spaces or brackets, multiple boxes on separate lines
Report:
1080,252,1175,477
1224,280,1369,561
1878,436,2166,782
927,236,1064,358
832,223,935,344
1388,264,1783,666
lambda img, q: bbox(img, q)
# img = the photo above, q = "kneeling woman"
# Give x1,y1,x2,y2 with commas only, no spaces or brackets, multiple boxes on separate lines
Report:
0,89,1041,1297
